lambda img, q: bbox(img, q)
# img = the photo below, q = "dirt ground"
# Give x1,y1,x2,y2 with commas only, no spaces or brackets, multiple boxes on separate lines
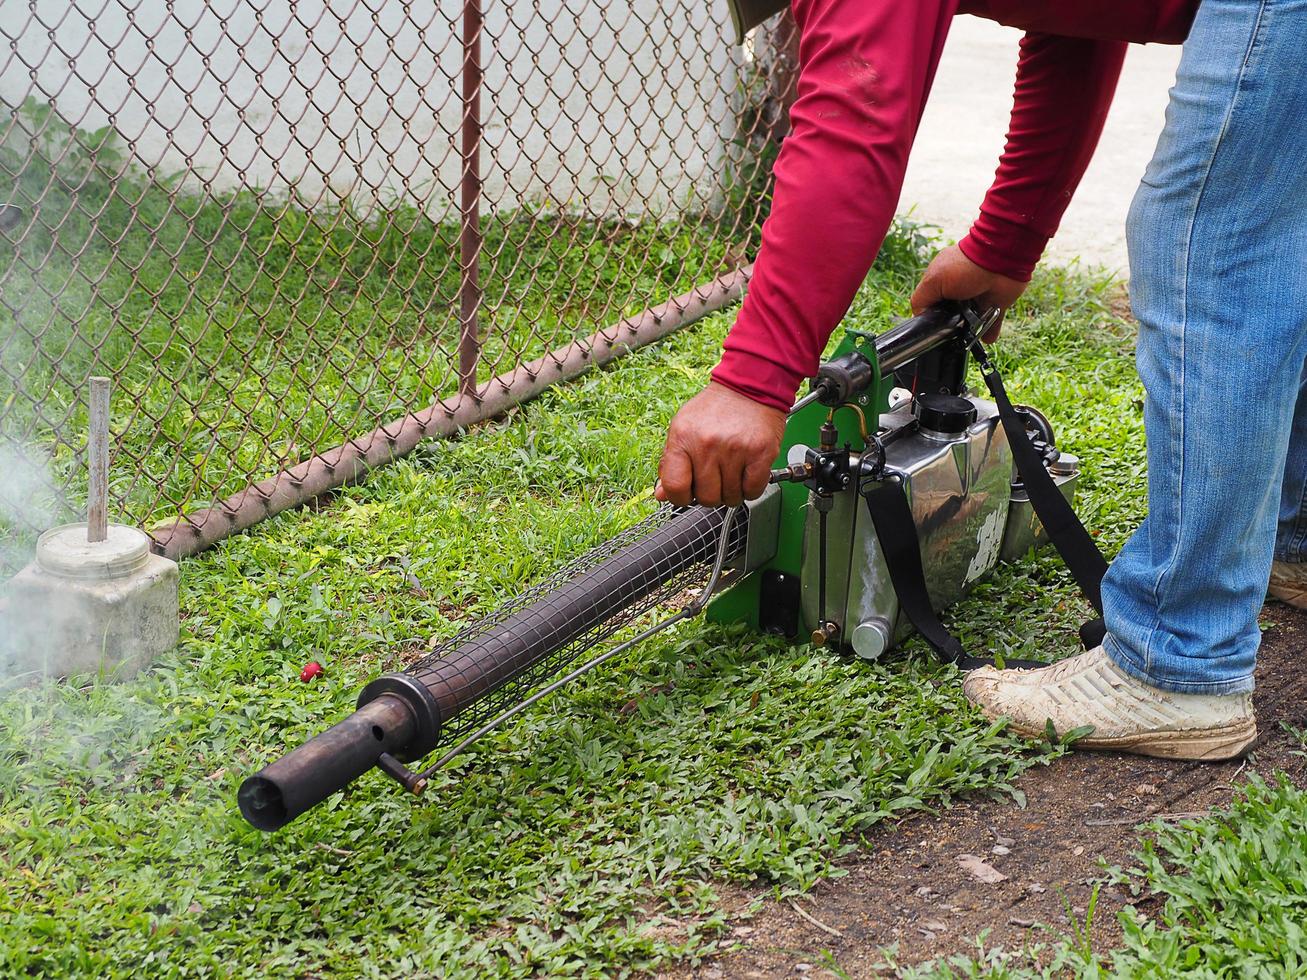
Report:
662,605,1307,979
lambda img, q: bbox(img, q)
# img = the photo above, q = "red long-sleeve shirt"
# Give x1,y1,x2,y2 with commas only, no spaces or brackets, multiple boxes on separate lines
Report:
712,0,1198,411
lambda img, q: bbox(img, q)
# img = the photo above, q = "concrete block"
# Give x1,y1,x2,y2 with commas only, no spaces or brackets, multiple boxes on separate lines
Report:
1,523,179,681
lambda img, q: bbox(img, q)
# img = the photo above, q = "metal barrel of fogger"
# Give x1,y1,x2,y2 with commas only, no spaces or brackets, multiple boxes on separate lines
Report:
873,302,967,374
238,505,744,831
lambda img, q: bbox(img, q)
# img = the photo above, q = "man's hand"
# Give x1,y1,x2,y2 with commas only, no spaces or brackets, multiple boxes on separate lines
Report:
656,382,787,507
910,244,1028,341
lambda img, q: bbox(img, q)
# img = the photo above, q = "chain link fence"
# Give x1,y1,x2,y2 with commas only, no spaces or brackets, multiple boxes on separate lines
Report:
0,0,795,569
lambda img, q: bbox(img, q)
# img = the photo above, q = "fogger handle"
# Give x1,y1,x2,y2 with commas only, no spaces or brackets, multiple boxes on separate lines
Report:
873,301,969,376
799,302,968,411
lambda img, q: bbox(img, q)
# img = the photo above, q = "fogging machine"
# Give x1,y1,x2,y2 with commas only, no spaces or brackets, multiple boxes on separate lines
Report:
239,302,1108,831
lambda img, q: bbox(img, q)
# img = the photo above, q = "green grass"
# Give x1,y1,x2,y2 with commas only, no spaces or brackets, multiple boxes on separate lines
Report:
1,232,1152,975
1105,770,1307,977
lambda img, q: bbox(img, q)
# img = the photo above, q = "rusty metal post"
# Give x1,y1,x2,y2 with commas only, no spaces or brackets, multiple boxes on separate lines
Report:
764,9,800,143
87,376,110,542
458,0,484,397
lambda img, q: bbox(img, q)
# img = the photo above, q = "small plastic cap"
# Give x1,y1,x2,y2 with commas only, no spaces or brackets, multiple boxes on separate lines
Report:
1049,452,1081,477
851,618,893,660
913,393,978,436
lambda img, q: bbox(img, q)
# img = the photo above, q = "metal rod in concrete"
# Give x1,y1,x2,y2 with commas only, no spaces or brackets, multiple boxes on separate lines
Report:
148,264,753,562
87,376,110,543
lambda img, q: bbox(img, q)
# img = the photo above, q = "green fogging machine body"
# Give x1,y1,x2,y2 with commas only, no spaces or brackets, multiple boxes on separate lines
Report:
239,302,1103,832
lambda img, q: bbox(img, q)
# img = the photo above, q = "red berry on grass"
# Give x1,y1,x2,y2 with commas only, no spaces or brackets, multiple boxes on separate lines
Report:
300,661,323,682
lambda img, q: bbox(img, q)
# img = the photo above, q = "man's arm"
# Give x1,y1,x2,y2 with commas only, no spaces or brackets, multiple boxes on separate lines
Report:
913,31,1127,321
658,0,962,507
709,0,960,414
659,13,1128,507
956,32,1127,283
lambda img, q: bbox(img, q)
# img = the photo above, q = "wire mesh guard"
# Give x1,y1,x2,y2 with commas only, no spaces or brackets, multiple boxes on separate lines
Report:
396,503,748,754
0,2,797,570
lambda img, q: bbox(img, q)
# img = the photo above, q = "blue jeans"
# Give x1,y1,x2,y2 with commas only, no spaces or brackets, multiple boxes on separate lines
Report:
1102,0,1307,695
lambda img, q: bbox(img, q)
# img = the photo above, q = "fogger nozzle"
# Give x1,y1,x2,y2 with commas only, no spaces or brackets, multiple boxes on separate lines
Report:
238,692,428,831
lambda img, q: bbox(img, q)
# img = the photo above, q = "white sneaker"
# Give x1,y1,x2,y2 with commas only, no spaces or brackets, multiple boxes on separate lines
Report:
1268,560,1307,610
963,646,1256,761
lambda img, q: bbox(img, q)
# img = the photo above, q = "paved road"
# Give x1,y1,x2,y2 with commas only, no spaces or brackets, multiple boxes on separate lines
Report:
898,18,1182,278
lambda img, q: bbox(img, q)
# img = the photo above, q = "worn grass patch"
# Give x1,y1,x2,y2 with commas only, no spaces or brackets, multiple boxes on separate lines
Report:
0,236,1145,976
905,759,1307,980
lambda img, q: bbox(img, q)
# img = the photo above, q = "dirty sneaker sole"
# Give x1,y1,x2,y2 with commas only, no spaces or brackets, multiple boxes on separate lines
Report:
1268,581,1307,611
1005,716,1258,762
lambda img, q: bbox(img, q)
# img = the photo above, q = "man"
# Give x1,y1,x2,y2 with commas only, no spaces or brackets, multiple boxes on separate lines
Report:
657,0,1307,760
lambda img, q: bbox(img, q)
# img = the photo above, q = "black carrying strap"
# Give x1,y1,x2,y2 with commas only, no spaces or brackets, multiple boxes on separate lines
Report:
860,332,1109,669
862,480,1047,670
968,337,1108,619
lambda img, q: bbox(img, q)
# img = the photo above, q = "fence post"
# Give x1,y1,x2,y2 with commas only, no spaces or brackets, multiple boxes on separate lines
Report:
763,9,800,143
458,0,484,397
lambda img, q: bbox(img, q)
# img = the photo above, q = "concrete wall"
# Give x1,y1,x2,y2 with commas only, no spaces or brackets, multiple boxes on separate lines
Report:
0,0,742,219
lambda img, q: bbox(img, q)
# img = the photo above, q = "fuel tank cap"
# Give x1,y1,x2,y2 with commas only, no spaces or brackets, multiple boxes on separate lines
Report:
913,392,977,436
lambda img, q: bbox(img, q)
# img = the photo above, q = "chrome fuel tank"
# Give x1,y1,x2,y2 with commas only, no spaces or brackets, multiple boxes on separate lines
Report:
801,397,1014,659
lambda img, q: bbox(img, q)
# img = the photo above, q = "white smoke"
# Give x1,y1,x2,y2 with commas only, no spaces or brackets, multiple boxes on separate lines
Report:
0,435,64,682
0,435,61,571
